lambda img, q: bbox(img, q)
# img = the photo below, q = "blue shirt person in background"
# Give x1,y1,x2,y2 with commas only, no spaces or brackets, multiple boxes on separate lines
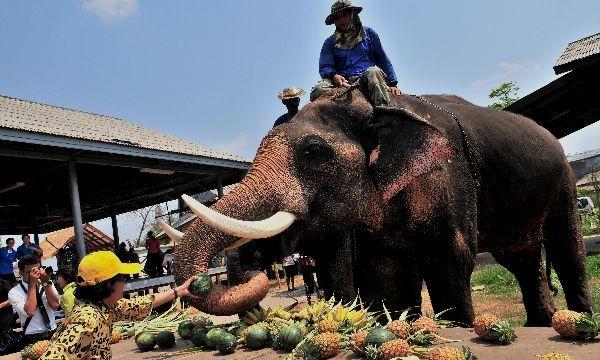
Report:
273,87,305,128
16,234,43,260
0,237,18,284
310,0,401,110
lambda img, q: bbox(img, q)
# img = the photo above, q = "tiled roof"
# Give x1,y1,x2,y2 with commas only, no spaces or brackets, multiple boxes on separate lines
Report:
0,95,250,163
40,223,114,260
554,33,600,74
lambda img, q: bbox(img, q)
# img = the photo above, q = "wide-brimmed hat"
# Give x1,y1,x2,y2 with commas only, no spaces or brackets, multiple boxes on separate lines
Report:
325,0,362,25
76,251,141,286
278,87,305,100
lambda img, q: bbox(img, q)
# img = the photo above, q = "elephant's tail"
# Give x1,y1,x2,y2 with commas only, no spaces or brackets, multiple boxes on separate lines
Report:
545,248,559,296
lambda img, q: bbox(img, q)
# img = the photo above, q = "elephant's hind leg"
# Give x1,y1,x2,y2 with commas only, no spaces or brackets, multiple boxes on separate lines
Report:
492,243,556,326
543,188,592,314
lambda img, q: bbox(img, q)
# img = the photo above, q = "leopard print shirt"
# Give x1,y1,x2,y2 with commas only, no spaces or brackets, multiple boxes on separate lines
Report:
40,295,153,359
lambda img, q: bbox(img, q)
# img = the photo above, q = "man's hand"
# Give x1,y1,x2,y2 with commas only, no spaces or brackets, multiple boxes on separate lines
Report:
389,86,402,95
333,74,349,87
176,276,199,299
40,271,51,284
29,268,42,285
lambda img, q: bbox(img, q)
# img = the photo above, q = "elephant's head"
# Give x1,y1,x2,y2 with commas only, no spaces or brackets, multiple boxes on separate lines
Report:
171,89,457,315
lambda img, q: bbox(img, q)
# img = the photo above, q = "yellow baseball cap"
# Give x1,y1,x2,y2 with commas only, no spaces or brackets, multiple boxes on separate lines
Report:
77,251,142,286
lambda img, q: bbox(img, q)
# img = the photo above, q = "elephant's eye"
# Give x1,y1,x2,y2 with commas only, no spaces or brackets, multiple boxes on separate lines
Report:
297,135,334,164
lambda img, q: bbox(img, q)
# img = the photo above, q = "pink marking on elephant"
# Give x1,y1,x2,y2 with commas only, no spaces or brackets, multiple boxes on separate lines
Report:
369,145,381,165
382,132,454,203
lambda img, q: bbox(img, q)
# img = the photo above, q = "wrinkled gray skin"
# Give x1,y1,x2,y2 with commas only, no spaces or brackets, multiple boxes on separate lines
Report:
176,89,591,326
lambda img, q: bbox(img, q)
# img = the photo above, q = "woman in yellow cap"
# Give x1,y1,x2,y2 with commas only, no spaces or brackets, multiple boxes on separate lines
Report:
40,251,198,359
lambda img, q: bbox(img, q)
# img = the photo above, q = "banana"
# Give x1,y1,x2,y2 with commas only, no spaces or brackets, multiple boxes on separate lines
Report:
252,308,263,321
245,310,259,324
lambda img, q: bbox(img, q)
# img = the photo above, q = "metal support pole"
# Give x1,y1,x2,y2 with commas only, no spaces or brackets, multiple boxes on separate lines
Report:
111,211,120,250
217,173,224,199
68,161,86,260
33,230,40,245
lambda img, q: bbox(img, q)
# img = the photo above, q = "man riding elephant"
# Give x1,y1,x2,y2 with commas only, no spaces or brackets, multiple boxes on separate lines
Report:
311,0,401,113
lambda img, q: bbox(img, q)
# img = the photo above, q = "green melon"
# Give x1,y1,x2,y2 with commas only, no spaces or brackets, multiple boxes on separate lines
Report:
279,325,303,351
205,328,227,349
191,327,208,348
178,320,194,340
214,332,238,354
189,274,213,296
191,315,214,329
155,331,176,349
245,325,269,349
365,327,397,347
135,332,156,352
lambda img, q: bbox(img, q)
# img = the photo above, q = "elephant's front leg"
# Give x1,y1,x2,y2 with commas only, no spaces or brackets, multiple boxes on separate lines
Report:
313,231,356,302
417,227,476,326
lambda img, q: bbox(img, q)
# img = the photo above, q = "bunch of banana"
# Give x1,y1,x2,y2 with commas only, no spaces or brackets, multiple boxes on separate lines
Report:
269,306,293,321
306,301,330,322
241,306,268,325
346,309,369,329
291,308,311,321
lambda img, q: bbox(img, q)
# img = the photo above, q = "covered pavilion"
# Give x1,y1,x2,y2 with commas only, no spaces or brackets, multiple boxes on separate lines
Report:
0,94,251,260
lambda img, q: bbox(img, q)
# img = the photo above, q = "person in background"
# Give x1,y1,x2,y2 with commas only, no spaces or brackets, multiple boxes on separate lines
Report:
310,0,401,118
299,255,317,295
273,87,305,128
55,269,76,316
116,242,128,263
16,234,43,260
145,231,163,278
8,256,59,345
282,255,297,291
40,251,198,359
127,246,140,279
0,237,18,284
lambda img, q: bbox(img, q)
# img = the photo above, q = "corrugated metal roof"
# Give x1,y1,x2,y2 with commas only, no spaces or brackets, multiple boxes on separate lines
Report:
0,95,250,163
566,148,600,163
554,33,600,73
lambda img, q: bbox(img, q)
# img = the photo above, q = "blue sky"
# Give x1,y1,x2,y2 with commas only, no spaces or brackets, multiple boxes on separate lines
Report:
1,0,599,245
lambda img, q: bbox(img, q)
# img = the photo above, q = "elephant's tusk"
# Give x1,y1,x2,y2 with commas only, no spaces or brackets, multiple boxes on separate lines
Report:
158,220,183,245
181,194,296,239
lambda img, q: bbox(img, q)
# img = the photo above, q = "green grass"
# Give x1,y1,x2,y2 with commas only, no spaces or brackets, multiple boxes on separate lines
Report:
471,253,600,314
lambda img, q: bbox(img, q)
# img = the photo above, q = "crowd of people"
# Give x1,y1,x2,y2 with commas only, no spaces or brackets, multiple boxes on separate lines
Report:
0,231,197,358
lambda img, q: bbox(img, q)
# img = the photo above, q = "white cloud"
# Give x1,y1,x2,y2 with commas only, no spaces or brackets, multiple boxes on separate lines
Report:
80,0,138,22
471,60,539,88
214,134,250,156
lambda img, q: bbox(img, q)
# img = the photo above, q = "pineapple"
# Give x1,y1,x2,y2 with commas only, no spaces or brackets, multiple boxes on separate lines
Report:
364,344,380,360
410,316,439,335
307,332,341,359
429,346,477,360
110,330,123,344
316,318,340,333
21,340,51,360
385,320,411,339
262,319,288,347
473,314,517,344
350,330,368,354
551,310,600,339
378,339,412,360
537,352,574,360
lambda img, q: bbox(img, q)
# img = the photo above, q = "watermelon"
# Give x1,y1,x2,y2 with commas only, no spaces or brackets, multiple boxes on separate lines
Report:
205,328,228,349
245,325,268,349
365,327,397,347
135,332,156,352
191,315,213,329
189,274,213,296
155,331,176,349
178,320,194,339
191,327,208,348
279,325,303,351
214,332,238,354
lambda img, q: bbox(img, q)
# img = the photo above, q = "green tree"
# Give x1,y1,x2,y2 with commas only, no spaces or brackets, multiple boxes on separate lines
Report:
488,81,520,109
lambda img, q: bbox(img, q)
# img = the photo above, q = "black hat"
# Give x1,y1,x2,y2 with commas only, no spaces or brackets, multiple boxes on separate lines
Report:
325,0,363,25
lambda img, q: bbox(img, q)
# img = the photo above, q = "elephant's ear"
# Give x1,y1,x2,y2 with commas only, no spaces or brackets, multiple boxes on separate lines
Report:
367,107,456,203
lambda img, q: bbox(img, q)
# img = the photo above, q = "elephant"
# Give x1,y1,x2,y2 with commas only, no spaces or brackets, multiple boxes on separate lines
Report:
167,88,592,327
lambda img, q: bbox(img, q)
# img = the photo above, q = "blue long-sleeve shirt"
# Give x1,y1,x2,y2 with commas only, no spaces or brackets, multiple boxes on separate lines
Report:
319,27,398,86
0,247,17,275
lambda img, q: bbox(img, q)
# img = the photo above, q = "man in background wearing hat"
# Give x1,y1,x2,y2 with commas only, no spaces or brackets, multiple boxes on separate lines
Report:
311,0,400,111
273,87,305,128
40,251,198,359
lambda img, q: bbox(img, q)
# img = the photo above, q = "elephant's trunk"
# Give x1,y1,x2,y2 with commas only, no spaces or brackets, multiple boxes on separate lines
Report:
173,135,304,315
